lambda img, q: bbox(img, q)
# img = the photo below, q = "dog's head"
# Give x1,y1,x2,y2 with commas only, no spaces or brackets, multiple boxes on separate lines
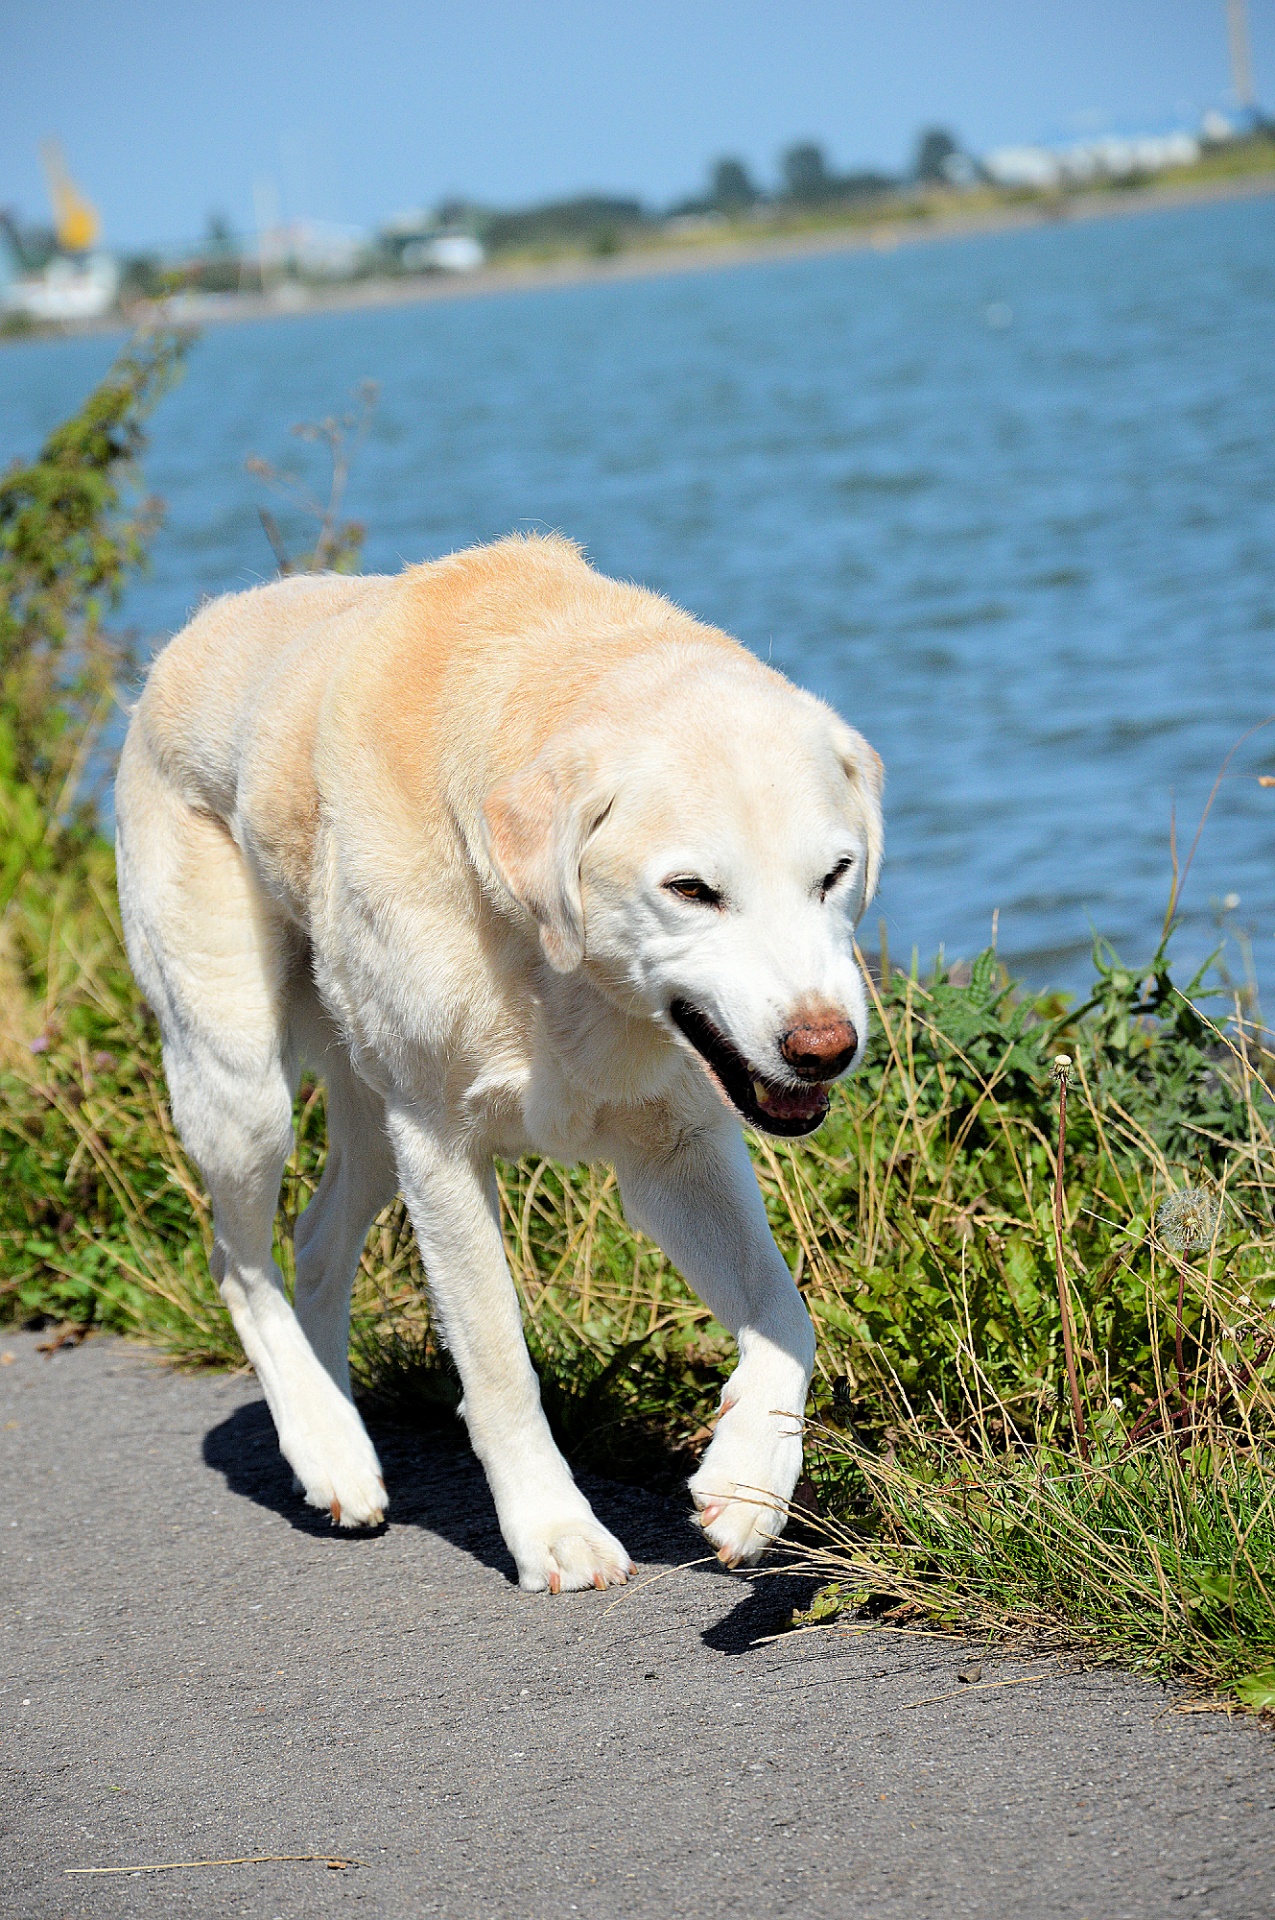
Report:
482,653,883,1138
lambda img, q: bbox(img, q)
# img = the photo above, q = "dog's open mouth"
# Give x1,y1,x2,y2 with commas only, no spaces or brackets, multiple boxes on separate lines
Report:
669,998,831,1138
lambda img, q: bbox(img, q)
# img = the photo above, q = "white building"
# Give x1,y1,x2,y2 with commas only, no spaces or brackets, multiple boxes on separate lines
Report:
2,251,120,322
383,208,486,273
983,128,1201,191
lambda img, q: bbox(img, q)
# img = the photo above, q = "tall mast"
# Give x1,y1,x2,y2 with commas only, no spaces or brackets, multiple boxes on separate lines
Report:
1227,0,1257,111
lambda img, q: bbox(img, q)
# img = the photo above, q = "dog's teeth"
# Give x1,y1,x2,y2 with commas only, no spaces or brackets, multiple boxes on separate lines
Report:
752,1078,771,1106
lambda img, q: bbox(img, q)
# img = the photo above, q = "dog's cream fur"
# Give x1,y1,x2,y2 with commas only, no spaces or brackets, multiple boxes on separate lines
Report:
116,535,883,1592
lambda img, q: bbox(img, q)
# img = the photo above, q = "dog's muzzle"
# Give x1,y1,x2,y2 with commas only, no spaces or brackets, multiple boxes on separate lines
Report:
669,999,839,1138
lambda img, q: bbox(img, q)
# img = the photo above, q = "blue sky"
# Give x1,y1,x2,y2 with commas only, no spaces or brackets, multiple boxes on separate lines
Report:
4,1,1272,249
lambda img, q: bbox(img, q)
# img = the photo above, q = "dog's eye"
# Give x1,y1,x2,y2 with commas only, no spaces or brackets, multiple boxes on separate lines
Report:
819,856,855,899
664,876,724,908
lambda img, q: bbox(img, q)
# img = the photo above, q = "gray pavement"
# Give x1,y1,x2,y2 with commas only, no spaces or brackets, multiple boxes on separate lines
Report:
1,1329,1271,1919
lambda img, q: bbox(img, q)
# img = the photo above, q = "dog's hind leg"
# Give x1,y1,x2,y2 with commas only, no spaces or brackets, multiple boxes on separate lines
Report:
291,995,398,1398
116,768,387,1527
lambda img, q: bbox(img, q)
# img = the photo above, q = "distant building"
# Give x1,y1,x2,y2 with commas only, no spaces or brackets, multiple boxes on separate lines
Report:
252,217,367,280
380,210,486,273
1,143,121,321
290,220,366,278
983,127,1202,190
423,233,484,272
982,146,1062,190
1,249,119,322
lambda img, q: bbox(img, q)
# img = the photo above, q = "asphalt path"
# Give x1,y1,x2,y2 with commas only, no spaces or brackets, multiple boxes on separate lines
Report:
2,1330,1271,1919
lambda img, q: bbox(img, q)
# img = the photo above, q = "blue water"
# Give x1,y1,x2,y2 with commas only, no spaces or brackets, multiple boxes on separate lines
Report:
4,197,1274,996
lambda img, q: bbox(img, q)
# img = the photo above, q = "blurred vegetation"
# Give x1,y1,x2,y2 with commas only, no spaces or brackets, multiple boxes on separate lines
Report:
2,345,1274,1710
244,379,375,577
0,327,188,932
478,194,648,256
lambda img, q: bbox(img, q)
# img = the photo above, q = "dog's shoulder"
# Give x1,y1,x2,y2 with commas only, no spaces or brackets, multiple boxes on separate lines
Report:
136,573,388,765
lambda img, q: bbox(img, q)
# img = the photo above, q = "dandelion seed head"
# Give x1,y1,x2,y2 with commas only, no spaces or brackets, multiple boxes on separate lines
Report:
1155,1188,1222,1253
1052,1053,1072,1082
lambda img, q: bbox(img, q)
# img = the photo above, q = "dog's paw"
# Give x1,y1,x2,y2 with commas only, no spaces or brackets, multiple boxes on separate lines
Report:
507,1509,636,1594
688,1400,804,1568
279,1398,388,1529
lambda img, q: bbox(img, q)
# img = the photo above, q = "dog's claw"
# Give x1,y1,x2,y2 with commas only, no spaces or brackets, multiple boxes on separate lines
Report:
593,1572,607,1592
548,1571,562,1595
717,1542,741,1568
628,1561,639,1576
698,1499,725,1528
329,1497,342,1524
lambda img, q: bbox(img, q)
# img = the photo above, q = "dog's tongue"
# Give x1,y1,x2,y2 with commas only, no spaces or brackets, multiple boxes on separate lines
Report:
752,1078,828,1122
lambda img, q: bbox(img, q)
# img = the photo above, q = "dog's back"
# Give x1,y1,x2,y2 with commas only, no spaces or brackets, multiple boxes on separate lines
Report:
124,535,740,926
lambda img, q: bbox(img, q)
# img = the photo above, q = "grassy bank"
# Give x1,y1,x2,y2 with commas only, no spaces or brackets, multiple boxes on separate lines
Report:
3,338,1273,1712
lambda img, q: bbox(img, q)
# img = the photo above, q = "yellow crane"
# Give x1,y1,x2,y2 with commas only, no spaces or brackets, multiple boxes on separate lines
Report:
39,138,100,253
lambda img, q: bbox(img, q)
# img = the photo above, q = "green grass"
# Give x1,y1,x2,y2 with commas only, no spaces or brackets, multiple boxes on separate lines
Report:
792,1422,1275,1707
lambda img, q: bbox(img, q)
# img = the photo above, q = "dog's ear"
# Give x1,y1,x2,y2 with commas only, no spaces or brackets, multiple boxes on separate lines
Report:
482,741,613,973
830,721,885,906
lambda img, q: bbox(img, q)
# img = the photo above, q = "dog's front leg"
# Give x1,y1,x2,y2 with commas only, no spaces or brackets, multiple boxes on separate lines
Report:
386,1104,634,1593
611,1110,815,1567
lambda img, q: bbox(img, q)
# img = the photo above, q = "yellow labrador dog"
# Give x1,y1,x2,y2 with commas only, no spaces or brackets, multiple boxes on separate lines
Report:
116,535,882,1593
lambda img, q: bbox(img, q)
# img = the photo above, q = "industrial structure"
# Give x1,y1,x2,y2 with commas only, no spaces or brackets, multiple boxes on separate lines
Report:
0,141,119,322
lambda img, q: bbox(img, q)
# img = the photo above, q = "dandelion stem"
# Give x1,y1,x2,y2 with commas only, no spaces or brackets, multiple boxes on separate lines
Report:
1052,1060,1090,1463
1174,1256,1190,1419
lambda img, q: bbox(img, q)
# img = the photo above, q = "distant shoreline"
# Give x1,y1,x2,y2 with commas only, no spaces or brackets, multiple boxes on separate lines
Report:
8,170,1275,345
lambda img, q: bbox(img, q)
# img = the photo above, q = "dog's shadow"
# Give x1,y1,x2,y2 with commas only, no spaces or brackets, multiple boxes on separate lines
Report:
700,1572,821,1653
203,1398,708,1593
203,1399,519,1577
203,1400,816,1645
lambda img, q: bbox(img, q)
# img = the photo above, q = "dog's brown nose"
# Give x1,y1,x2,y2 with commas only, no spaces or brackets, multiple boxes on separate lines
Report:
779,1018,858,1081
